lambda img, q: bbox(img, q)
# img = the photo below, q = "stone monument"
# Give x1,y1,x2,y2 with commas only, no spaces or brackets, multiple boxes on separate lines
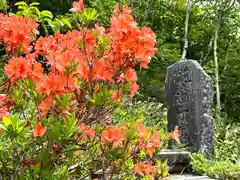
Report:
165,60,214,156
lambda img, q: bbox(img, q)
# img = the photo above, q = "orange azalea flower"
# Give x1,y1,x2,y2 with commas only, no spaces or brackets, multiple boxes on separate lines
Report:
38,95,54,116
101,126,126,148
130,82,139,96
78,123,86,132
95,24,106,35
111,88,122,102
133,161,156,179
81,127,95,141
32,62,44,77
33,122,47,137
75,60,89,80
170,126,180,144
70,0,84,13
149,130,162,147
142,143,156,158
0,14,38,55
125,68,137,82
85,127,95,139
142,162,156,179
133,162,144,176
77,123,95,141
4,57,32,81
136,122,148,139
0,107,9,117
139,131,162,157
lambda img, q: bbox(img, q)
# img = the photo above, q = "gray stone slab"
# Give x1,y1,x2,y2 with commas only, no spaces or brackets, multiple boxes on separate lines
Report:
155,149,190,173
168,174,213,180
165,60,214,157
157,149,190,164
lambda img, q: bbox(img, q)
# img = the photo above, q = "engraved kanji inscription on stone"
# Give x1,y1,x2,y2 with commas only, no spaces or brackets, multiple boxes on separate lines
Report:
165,60,214,156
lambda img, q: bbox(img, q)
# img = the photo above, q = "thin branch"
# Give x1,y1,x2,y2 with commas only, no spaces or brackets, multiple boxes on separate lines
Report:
82,29,94,97
145,0,151,19
100,143,106,180
201,30,214,65
222,38,232,76
181,0,191,61
213,20,221,119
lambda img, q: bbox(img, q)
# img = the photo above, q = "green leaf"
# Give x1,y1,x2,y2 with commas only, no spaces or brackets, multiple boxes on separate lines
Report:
29,6,40,15
49,21,60,33
55,94,61,103
82,8,98,24
16,11,25,16
61,18,72,29
0,0,6,10
62,114,77,137
6,162,13,169
41,10,53,19
49,123,61,140
63,93,72,103
43,17,52,23
30,2,40,6
2,116,11,127
15,1,27,6
55,19,64,26
10,114,19,131
161,168,168,177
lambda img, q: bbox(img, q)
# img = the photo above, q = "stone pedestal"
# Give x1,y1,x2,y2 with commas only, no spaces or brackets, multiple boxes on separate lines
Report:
168,174,214,180
156,149,190,173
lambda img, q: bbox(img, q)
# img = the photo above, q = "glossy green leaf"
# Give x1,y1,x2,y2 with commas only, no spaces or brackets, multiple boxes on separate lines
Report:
43,17,52,23
61,18,72,29
0,0,6,10
41,10,53,19
15,1,27,6
49,21,60,33
29,6,40,15
30,2,40,6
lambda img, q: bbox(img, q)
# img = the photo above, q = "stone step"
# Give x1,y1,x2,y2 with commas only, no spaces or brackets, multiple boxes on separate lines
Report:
168,174,214,180
157,149,190,164
156,149,190,173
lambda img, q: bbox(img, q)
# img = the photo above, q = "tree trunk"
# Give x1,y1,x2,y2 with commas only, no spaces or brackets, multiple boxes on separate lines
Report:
130,0,134,8
145,0,151,19
181,0,191,61
213,22,221,120
201,31,214,65
222,38,232,74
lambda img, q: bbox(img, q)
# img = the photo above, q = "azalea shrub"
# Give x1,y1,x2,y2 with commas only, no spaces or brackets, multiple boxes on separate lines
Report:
112,98,167,127
0,1,179,179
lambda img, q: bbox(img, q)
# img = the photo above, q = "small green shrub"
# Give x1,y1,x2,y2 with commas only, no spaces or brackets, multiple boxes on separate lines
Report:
214,122,240,164
191,153,240,180
112,97,167,127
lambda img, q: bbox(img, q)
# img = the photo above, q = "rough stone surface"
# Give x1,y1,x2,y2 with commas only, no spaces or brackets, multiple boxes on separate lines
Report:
157,149,190,164
168,174,214,180
156,149,190,173
165,60,214,156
